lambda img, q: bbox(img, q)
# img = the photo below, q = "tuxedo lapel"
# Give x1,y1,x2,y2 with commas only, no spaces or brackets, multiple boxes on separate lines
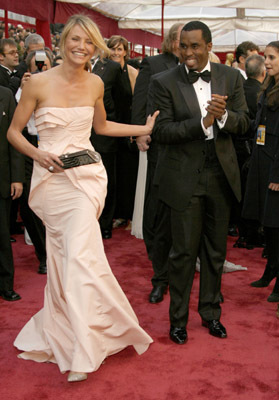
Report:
177,64,201,119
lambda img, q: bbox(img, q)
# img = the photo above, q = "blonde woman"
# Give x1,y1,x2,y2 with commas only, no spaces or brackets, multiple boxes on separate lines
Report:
8,15,157,383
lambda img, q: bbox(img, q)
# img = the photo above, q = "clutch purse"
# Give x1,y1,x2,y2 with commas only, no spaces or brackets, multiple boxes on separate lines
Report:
58,149,101,169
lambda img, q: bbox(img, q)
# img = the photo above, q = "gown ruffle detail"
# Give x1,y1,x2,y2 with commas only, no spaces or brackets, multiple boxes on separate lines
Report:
14,107,152,373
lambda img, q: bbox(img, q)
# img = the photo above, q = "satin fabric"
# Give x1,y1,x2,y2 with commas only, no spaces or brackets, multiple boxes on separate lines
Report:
14,107,152,373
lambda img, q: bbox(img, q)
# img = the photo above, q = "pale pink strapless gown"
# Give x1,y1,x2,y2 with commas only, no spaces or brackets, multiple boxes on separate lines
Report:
14,107,152,373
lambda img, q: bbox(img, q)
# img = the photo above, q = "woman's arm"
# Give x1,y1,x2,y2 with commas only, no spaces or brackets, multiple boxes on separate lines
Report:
93,87,158,137
7,75,63,172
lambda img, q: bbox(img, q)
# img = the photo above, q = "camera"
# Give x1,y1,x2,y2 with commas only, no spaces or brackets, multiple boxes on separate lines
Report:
35,50,47,72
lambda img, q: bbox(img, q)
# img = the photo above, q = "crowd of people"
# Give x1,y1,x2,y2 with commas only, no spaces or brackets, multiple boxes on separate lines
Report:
0,15,278,383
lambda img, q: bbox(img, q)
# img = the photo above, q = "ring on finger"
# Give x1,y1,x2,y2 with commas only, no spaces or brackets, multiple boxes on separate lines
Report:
48,166,54,172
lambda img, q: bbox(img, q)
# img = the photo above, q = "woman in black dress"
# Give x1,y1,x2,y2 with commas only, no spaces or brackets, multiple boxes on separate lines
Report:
107,35,138,226
243,41,279,302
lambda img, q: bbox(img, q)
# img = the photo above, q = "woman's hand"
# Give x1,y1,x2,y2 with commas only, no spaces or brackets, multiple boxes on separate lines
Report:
145,110,160,135
268,182,279,191
36,149,64,173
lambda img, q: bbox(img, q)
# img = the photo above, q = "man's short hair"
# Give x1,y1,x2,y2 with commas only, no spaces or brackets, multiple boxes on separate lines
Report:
245,54,265,79
161,22,184,54
0,38,17,55
182,21,212,44
235,41,259,63
24,33,45,50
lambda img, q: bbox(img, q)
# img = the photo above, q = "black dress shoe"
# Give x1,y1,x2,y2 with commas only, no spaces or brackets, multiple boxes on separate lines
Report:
149,286,167,303
38,261,47,274
0,290,21,301
170,326,188,344
102,229,112,239
202,320,227,338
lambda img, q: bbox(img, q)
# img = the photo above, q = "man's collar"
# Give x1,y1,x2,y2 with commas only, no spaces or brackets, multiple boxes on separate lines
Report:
0,64,15,75
237,67,247,80
185,60,211,75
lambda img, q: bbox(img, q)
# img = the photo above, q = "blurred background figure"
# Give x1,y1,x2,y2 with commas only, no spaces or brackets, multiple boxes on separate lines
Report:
243,41,279,303
107,35,139,230
225,52,234,66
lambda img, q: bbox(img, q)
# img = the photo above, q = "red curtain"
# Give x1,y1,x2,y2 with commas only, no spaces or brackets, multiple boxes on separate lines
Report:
54,2,161,49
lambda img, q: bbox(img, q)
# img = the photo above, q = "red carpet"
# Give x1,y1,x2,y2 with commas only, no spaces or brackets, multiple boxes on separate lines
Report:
1,230,278,400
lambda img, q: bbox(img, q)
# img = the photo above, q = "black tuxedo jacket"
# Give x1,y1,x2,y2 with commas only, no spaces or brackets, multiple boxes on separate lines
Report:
0,86,24,198
152,62,249,211
90,58,122,153
0,65,20,96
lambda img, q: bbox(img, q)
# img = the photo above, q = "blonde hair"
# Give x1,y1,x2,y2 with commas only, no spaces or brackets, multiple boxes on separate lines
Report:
59,14,110,60
208,51,220,64
162,23,183,54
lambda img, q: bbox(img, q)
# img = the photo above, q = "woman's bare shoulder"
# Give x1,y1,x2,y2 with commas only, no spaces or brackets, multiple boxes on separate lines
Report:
87,72,104,93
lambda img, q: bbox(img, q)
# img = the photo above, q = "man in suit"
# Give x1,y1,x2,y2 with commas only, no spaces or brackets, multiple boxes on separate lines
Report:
151,21,249,344
14,51,53,274
14,33,45,80
90,58,122,239
0,86,24,301
235,41,259,81
131,23,183,303
0,38,20,95
244,54,266,119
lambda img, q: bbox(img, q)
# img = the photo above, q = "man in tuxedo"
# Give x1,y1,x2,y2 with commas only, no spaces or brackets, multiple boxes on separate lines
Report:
152,21,249,344
131,23,183,304
90,58,122,239
0,86,24,301
0,38,20,95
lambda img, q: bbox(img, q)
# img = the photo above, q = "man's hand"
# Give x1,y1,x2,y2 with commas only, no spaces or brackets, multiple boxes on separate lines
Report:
136,135,151,152
206,94,228,120
11,182,23,200
269,182,279,191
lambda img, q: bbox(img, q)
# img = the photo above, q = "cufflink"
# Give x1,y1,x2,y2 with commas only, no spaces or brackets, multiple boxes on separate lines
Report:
2,111,6,115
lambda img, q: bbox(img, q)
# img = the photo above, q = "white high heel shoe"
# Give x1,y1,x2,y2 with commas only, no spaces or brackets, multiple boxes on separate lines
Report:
67,371,88,382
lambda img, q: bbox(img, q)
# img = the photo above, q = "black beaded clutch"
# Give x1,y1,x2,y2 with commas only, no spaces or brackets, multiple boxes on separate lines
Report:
58,149,101,169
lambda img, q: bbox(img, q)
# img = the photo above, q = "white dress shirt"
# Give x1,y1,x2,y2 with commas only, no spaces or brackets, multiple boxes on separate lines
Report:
185,61,227,140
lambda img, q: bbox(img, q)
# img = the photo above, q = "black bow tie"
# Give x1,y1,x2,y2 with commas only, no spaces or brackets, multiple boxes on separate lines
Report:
188,70,211,84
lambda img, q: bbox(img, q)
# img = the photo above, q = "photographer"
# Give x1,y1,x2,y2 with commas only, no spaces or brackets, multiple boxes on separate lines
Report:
15,50,52,274
15,34,45,80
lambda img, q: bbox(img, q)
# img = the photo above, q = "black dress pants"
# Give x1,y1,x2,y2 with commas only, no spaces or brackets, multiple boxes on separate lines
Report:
0,197,15,291
143,160,171,288
20,133,46,263
169,142,232,327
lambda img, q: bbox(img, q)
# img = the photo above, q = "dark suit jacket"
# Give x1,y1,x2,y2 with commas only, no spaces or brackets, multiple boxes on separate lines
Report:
131,53,178,163
0,65,20,96
0,86,24,198
90,58,122,153
152,62,249,211
243,78,262,120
